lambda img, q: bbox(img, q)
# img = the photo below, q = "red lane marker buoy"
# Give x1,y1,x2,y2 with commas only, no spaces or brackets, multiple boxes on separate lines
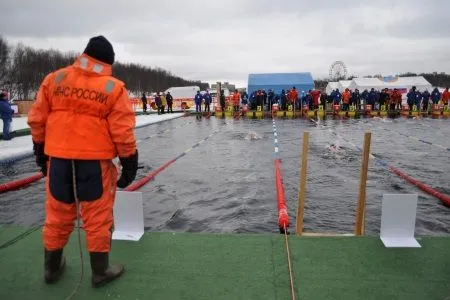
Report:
0,173,44,194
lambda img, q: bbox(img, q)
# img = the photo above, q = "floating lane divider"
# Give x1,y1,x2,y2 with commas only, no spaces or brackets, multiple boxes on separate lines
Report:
309,118,450,206
0,173,44,194
273,118,296,300
370,119,449,151
125,130,218,192
389,129,450,152
272,119,290,233
0,121,195,194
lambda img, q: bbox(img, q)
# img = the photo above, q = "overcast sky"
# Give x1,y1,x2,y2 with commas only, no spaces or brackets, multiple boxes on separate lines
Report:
1,0,449,87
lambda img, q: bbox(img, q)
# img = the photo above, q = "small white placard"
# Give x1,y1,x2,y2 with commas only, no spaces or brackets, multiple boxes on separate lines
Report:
11,105,18,113
112,191,144,241
380,194,421,248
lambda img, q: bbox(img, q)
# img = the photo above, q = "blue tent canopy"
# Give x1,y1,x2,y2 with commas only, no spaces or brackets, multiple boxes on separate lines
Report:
247,72,315,96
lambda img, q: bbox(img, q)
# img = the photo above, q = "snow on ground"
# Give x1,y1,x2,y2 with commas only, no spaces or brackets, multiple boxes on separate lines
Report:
135,113,183,128
8,117,30,131
0,113,184,163
9,111,190,132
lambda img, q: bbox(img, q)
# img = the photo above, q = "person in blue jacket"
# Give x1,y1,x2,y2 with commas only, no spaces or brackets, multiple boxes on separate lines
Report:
331,89,341,105
194,90,203,113
267,89,274,111
154,93,162,114
361,89,369,107
299,90,306,109
367,88,377,109
421,89,430,111
431,87,441,105
249,91,256,110
351,89,361,110
273,93,280,105
0,91,14,140
407,87,417,111
280,89,287,111
414,89,422,111
203,90,212,112
241,91,248,106
306,90,313,109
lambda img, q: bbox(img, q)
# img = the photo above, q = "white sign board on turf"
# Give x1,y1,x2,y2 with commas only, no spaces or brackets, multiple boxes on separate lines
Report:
112,191,144,241
380,194,421,248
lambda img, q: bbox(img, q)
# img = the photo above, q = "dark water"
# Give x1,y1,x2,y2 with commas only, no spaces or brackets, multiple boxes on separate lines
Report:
1,116,449,236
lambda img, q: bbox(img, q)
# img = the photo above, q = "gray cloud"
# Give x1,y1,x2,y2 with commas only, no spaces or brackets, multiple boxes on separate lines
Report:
1,0,449,87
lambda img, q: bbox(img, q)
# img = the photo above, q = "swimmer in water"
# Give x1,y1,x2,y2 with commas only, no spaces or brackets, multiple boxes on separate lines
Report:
329,144,339,152
245,131,262,140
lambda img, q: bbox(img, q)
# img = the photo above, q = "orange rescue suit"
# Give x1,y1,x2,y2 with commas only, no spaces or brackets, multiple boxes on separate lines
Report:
232,92,241,106
442,90,450,105
288,89,298,104
342,90,351,104
28,54,137,252
391,90,402,104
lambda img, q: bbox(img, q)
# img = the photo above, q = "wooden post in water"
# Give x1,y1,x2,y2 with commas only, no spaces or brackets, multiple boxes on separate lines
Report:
355,132,371,236
296,131,310,235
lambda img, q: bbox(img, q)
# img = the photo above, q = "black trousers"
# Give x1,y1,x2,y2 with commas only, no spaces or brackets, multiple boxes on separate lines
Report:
342,103,349,111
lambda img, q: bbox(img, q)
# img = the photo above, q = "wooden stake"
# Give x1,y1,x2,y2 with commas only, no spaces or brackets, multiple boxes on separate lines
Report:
355,132,371,236
296,131,310,235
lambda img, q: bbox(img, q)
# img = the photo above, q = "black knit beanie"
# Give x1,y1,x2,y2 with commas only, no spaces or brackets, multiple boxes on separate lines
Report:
83,36,115,65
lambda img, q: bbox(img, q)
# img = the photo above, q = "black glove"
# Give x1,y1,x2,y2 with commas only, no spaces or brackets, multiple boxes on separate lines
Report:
33,142,49,176
117,150,138,188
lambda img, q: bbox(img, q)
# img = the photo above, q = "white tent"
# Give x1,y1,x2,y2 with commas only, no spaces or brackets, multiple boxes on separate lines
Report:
338,80,352,90
347,76,432,92
325,82,339,94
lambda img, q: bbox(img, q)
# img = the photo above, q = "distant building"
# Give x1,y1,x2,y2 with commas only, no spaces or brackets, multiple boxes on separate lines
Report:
211,81,236,91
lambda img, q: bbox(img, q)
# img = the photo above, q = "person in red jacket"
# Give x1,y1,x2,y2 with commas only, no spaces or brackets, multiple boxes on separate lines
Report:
442,87,450,105
28,36,138,287
288,87,298,110
342,88,351,111
390,88,402,110
310,89,321,110
232,90,241,112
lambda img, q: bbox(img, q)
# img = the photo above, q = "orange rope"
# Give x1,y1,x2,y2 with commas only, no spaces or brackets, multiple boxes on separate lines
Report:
283,224,296,300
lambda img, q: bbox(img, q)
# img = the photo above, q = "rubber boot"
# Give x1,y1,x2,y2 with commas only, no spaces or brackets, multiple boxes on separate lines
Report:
90,252,124,287
44,248,66,284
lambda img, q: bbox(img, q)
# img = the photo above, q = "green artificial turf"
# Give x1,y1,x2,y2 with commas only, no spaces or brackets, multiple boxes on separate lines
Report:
289,237,450,300
0,226,449,300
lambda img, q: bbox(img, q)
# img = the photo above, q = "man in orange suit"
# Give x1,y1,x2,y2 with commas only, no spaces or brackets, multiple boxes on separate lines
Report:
28,36,138,287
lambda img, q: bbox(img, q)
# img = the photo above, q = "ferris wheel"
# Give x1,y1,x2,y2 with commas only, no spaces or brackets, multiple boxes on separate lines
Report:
329,61,348,81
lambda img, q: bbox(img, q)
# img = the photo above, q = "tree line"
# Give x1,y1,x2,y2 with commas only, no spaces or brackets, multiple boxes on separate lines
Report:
0,36,209,100
314,72,450,92
2,36,449,99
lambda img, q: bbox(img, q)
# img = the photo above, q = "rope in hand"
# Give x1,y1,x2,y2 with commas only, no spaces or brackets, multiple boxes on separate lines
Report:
64,160,85,300
283,224,296,300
